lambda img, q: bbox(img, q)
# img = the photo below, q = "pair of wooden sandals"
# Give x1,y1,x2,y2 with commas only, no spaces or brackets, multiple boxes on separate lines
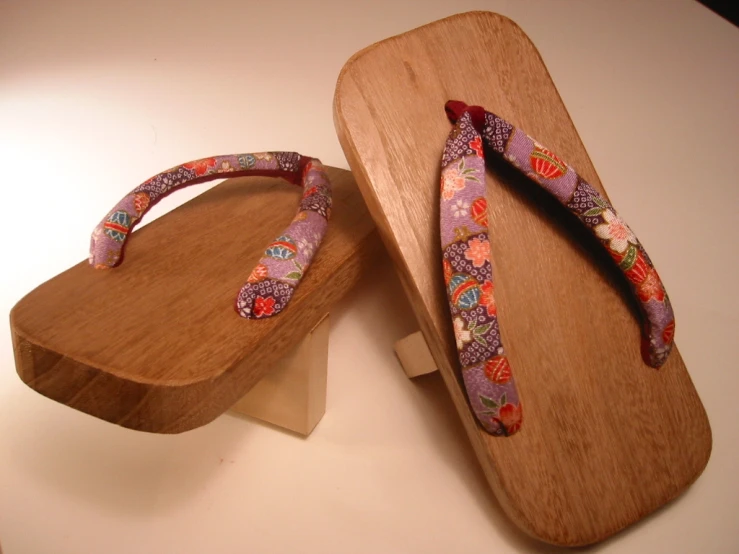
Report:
10,12,710,546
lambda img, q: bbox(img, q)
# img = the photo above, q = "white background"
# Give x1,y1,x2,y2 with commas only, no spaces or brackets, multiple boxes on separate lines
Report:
1,0,737,552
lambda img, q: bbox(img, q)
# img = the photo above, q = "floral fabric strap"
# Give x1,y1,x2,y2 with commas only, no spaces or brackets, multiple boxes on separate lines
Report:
440,100,675,437
90,152,332,319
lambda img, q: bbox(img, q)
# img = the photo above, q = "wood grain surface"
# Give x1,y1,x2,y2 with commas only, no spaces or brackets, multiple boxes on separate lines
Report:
11,167,383,433
334,11,711,546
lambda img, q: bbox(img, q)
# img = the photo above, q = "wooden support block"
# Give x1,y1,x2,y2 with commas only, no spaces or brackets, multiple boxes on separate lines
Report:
230,315,329,436
394,331,438,378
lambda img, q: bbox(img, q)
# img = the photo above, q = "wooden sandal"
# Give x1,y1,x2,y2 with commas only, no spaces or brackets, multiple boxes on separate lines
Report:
334,11,711,546
11,152,380,433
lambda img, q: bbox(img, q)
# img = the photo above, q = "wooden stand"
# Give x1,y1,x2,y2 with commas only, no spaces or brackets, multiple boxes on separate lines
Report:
230,315,330,435
394,331,437,378
230,324,434,436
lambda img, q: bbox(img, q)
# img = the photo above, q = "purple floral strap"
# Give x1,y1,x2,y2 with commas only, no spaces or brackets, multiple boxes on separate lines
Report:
90,152,332,319
440,101,675,437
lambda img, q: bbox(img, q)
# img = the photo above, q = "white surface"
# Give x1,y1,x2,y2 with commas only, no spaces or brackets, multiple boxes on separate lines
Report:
1,1,737,552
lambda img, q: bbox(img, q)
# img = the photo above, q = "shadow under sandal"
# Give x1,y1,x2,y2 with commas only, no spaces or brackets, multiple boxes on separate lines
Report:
333,11,711,546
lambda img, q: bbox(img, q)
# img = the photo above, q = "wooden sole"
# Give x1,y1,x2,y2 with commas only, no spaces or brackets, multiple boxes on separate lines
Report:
11,167,383,433
334,11,711,546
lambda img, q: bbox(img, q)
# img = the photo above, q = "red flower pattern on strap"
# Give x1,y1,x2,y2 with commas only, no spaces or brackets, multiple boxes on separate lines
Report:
253,296,276,318
247,264,268,283
464,237,490,267
183,157,217,176
133,192,150,216
637,268,666,302
480,280,496,317
495,403,523,435
470,136,483,157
